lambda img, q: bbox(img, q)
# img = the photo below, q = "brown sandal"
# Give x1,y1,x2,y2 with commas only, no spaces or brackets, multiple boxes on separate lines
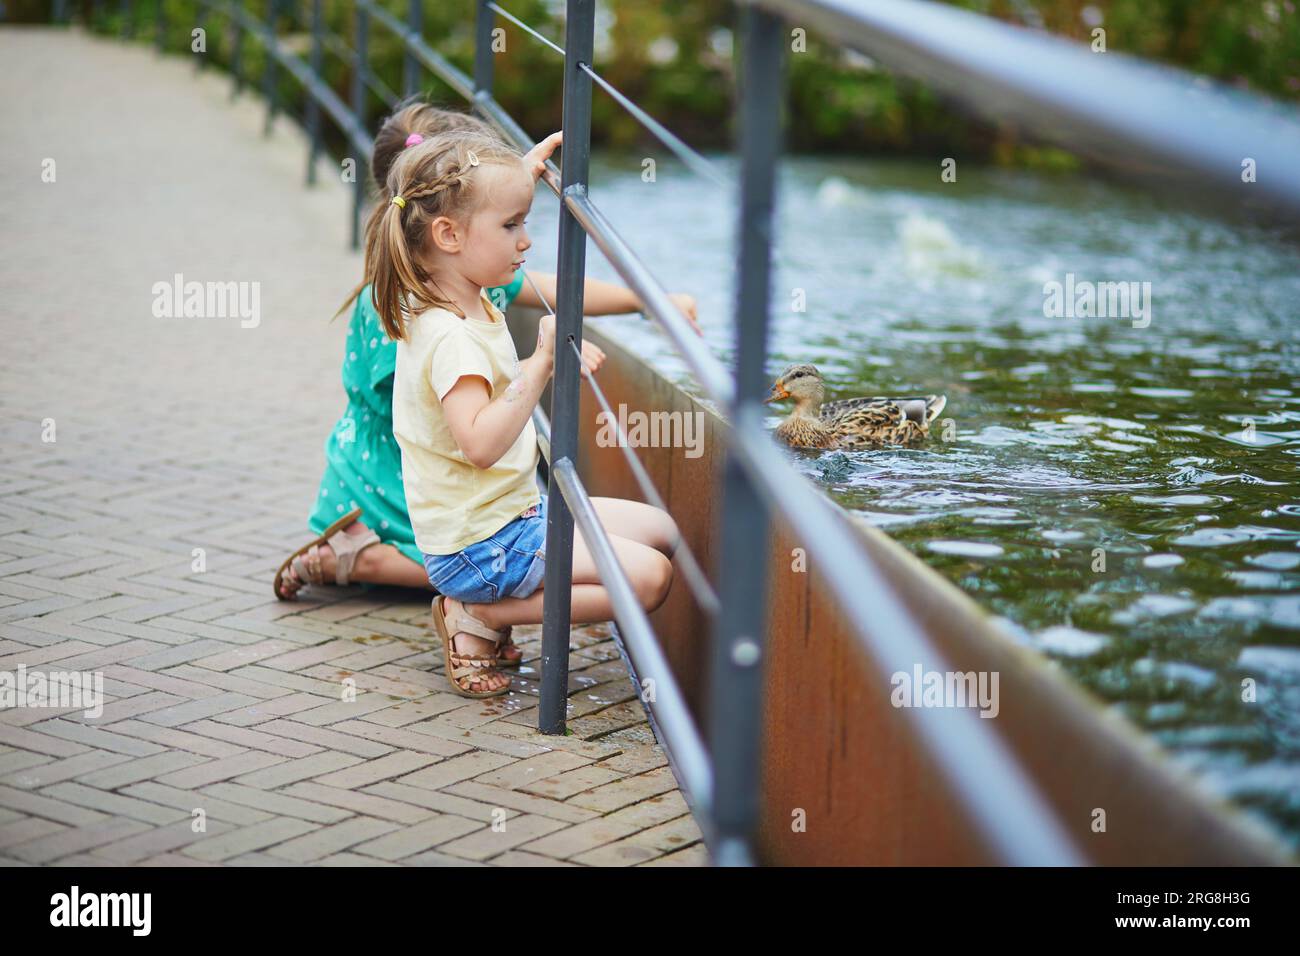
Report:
431,595,511,698
273,508,381,600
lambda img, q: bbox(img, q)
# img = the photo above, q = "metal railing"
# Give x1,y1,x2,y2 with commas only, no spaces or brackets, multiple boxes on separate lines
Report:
75,0,1300,867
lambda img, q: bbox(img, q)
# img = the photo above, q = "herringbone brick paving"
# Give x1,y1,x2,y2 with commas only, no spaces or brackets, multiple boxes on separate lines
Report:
0,26,707,867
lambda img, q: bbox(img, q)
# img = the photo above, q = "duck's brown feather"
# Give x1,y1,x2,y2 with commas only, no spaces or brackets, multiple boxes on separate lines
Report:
819,394,946,425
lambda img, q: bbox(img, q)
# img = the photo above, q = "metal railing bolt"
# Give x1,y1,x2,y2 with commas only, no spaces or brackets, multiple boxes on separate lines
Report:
731,639,761,667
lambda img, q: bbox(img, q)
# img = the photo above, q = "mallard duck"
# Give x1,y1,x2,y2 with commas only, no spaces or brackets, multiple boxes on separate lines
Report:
763,363,947,450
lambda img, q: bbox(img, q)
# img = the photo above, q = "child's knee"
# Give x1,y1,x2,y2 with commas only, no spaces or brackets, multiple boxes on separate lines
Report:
635,551,673,610
651,506,680,554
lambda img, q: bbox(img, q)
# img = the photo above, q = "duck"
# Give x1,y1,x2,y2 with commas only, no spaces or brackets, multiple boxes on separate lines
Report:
763,363,947,450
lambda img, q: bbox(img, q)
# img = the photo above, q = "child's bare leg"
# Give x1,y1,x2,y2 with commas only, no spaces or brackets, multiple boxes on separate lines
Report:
280,525,432,595
590,497,680,557
465,532,672,630
349,544,434,589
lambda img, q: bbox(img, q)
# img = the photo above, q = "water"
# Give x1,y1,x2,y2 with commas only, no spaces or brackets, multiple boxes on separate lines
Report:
522,153,1300,848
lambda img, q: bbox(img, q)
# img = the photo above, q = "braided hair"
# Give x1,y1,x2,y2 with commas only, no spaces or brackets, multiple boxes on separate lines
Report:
365,129,524,341
370,100,499,194
336,105,506,321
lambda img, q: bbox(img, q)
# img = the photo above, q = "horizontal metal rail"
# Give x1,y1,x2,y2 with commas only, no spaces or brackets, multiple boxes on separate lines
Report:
564,191,735,405
352,0,559,195
317,28,399,108
728,407,1084,865
549,458,716,821
577,63,731,188
745,0,1300,218
530,407,552,465
564,338,721,618
484,2,730,188
356,0,475,100
516,271,720,617
487,2,566,58
196,0,373,160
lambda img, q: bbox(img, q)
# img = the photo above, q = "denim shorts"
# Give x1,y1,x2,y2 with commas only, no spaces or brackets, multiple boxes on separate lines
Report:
422,495,547,604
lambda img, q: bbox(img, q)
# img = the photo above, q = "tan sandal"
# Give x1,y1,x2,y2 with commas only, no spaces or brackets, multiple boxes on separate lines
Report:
431,595,511,698
273,508,381,600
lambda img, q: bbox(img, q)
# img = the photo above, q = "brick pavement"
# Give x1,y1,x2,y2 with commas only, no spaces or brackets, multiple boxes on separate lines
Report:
0,26,706,867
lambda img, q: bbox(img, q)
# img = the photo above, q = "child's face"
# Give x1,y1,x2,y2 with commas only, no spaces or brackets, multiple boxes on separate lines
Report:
461,161,535,291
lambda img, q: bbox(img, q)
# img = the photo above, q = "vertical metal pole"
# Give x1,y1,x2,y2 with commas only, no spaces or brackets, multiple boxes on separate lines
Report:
154,0,164,51
94,0,106,30
305,0,323,186
538,0,595,736
707,5,784,867
120,0,134,38
473,0,494,102
53,0,68,24
352,4,369,130
231,11,245,99
263,0,282,135
404,0,423,96
350,2,370,249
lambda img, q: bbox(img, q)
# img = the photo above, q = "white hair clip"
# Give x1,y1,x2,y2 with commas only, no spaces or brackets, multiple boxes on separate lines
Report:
467,150,480,167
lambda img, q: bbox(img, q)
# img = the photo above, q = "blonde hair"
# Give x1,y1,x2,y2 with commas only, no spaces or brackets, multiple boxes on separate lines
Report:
370,100,499,193
337,102,504,320
364,129,524,342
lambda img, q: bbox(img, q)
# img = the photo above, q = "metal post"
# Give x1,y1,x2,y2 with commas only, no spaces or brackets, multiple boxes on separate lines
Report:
94,0,105,30
350,2,370,249
263,0,282,135
538,0,595,736
154,0,164,51
53,0,68,24
305,0,324,186
404,0,424,96
120,0,133,38
473,0,494,101
352,4,370,130
230,11,245,99
707,4,785,867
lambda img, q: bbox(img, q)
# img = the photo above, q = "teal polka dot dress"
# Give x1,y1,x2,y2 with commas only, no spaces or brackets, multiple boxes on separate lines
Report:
307,274,527,564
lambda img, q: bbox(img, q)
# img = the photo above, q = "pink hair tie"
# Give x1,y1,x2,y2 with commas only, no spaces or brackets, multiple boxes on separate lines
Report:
404,133,424,148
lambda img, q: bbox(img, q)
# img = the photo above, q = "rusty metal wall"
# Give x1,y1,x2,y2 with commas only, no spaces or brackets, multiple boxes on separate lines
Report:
510,307,1290,866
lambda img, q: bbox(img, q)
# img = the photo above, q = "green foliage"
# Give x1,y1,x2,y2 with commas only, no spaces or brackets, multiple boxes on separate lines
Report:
56,0,1300,164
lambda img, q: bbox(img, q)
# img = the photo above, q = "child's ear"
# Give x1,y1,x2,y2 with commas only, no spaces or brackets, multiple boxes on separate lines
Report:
428,216,462,254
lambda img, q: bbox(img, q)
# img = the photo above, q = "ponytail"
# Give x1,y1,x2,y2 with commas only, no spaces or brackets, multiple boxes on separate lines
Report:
357,130,523,341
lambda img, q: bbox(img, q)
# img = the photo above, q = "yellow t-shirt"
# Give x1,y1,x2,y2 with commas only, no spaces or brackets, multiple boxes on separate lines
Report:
392,288,541,555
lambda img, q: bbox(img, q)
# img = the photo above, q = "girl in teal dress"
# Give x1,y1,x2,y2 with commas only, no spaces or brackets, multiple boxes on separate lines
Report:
274,101,699,605
305,271,525,567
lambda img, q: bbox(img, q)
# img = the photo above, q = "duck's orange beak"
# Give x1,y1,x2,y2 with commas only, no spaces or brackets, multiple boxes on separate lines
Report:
763,382,789,404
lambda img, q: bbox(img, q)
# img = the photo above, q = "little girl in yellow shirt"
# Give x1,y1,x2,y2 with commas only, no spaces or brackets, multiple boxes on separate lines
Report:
366,128,679,699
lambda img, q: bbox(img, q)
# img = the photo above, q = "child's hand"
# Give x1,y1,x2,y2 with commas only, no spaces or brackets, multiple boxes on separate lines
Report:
580,339,606,374
535,313,557,360
523,132,562,183
669,293,702,336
